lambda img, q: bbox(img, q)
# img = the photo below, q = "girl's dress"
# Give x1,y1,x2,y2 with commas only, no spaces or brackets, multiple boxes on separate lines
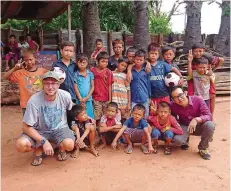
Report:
112,70,129,110
74,69,94,118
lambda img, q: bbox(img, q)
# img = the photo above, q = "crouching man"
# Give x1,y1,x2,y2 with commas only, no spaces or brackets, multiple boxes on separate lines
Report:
16,71,75,166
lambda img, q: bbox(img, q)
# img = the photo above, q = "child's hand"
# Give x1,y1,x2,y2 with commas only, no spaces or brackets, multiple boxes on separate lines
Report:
188,49,193,63
206,69,213,76
148,145,154,154
150,101,157,113
178,77,184,86
14,59,25,70
126,71,132,83
145,61,151,73
76,139,85,149
111,141,117,149
81,97,88,103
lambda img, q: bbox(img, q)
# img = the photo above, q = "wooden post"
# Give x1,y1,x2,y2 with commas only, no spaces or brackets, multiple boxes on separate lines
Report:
158,33,163,46
7,26,12,38
108,31,112,56
68,3,71,41
38,26,43,51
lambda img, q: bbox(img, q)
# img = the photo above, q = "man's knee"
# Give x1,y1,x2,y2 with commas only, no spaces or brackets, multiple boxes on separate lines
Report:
60,138,74,151
172,135,188,145
203,121,215,134
16,137,32,152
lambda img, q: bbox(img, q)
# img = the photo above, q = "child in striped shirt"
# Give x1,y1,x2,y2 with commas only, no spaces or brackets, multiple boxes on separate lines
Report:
112,57,131,122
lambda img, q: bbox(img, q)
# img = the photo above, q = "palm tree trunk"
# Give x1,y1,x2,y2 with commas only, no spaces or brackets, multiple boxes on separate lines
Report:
183,1,203,53
215,0,230,57
82,2,101,57
133,1,150,51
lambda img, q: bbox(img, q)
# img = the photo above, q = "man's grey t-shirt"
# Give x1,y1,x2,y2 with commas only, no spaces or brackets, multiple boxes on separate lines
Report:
23,89,72,133
192,70,210,100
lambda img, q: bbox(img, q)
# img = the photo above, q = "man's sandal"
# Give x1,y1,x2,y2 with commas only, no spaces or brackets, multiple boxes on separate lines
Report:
164,146,171,155
57,151,67,161
31,154,44,166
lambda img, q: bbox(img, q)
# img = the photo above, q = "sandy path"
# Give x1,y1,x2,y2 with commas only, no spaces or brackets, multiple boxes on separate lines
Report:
1,97,230,191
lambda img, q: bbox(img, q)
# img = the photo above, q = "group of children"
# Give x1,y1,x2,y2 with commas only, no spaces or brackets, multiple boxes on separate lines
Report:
1,33,39,71
4,37,223,157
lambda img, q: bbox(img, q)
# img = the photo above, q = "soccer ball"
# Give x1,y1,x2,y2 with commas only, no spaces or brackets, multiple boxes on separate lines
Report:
164,72,180,87
51,67,66,81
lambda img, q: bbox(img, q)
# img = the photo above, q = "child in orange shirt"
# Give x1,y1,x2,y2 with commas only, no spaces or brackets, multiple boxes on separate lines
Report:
3,48,47,115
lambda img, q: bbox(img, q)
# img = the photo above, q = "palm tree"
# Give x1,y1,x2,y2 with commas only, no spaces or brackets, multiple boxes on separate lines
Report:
215,0,230,56
133,1,150,51
183,1,203,53
82,2,101,57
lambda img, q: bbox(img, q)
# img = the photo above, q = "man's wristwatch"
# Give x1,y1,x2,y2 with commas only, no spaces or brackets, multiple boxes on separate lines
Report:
36,138,47,148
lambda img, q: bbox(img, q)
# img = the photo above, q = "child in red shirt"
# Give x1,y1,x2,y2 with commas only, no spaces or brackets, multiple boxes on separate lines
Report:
148,101,183,155
187,43,224,118
91,39,106,60
26,33,39,51
90,52,113,125
5,34,19,71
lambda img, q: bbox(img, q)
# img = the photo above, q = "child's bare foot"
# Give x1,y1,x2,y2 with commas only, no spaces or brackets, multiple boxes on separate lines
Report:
116,143,125,150
89,147,99,157
70,147,80,158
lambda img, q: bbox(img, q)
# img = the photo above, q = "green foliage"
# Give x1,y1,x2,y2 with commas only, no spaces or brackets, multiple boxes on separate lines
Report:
1,1,171,35
98,1,134,32
149,14,172,35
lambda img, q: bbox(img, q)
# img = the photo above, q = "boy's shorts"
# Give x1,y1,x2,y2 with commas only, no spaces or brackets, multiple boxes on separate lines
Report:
102,131,117,145
124,128,145,143
19,127,75,148
93,100,109,120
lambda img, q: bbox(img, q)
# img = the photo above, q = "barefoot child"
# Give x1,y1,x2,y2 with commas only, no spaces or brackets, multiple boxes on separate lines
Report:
99,102,122,149
3,48,47,115
69,104,99,157
90,52,113,127
112,57,131,121
148,101,183,155
74,53,94,118
111,104,154,154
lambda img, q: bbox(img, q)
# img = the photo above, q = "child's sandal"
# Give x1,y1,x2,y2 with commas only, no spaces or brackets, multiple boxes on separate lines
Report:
153,142,158,154
164,146,171,155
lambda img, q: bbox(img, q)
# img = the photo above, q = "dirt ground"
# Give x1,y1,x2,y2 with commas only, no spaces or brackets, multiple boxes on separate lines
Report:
1,97,230,191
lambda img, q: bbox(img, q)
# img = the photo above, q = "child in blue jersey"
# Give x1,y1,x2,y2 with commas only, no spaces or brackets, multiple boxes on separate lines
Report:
74,53,94,118
148,43,183,115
